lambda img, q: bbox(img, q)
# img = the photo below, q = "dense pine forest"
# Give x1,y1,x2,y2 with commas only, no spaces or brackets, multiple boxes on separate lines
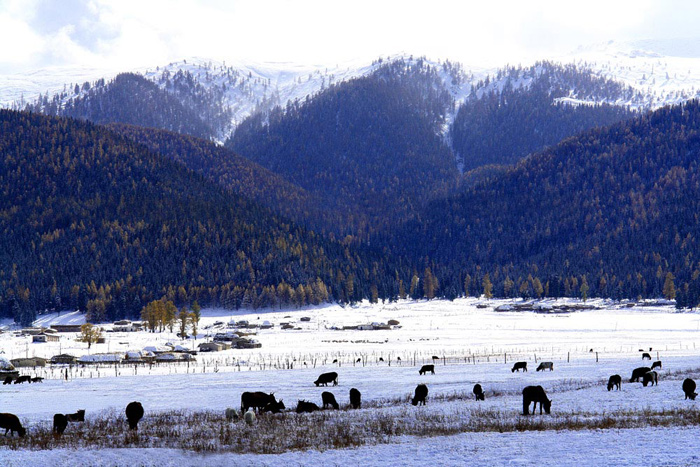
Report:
23,72,231,141
395,100,700,306
451,62,640,171
107,124,341,237
0,111,407,325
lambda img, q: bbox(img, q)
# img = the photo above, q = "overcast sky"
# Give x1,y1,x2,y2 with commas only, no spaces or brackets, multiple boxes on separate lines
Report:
0,0,698,74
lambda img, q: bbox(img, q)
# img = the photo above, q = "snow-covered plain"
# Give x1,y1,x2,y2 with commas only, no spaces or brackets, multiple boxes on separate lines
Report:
2,298,700,465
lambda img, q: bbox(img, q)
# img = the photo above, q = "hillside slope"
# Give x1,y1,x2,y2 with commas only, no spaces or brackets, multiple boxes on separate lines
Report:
227,58,460,237
397,100,700,304
0,111,400,324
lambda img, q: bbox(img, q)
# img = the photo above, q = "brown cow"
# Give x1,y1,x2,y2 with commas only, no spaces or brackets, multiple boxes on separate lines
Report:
0,413,26,437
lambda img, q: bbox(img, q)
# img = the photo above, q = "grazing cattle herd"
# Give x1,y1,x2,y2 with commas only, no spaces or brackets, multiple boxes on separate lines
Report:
0,355,697,440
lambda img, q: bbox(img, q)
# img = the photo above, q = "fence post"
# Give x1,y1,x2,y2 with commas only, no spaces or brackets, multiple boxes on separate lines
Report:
567,352,570,363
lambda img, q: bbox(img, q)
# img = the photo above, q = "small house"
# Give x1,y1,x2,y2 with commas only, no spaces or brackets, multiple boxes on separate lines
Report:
198,342,224,352
33,332,60,343
113,320,136,332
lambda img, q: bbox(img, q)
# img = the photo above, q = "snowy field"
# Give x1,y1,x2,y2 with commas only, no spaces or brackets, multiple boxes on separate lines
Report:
2,298,700,466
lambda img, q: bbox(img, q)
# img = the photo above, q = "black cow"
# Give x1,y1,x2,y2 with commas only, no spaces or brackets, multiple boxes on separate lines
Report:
322,391,339,410
349,388,362,409
651,361,662,370
53,414,68,435
378,357,384,362
296,400,320,413
2,376,13,385
262,399,286,414
607,374,622,391
432,356,439,360
66,409,85,422
630,366,651,382
0,413,26,437
332,359,338,364
642,353,651,360
14,375,31,384
30,377,43,383
473,383,485,401
356,358,361,363
241,392,278,413
411,384,428,406
683,378,697,400
512,362,527,372
642,371,658,387
419,364,435,375
314,371,338,387
522,385,551,415
125,401,144,430
536,362,554,372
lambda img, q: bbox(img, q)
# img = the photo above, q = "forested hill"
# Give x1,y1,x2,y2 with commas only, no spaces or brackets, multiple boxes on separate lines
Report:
0,110,403,325
227,58,460,238
397,100,700,305
451,62,640,172
23,73,228,141
107,124,340,236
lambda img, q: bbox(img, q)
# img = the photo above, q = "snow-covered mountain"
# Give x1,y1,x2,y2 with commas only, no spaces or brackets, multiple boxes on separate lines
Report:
0,55,489,141
3,38,700,142
563,38,700,108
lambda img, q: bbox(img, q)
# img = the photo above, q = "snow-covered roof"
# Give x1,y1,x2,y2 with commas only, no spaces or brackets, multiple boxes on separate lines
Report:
78,354,123,363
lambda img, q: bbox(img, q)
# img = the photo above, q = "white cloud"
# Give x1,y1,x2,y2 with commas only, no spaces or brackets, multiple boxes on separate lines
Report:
0,0,698,73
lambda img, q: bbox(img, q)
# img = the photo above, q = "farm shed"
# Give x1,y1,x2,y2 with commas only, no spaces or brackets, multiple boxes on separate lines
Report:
125,350,156,363
198,342,224,352
11,357,47,368
50,354,77,364
50,324,83,333
78,353,124,364
155,352,196,362
235,338,262,349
